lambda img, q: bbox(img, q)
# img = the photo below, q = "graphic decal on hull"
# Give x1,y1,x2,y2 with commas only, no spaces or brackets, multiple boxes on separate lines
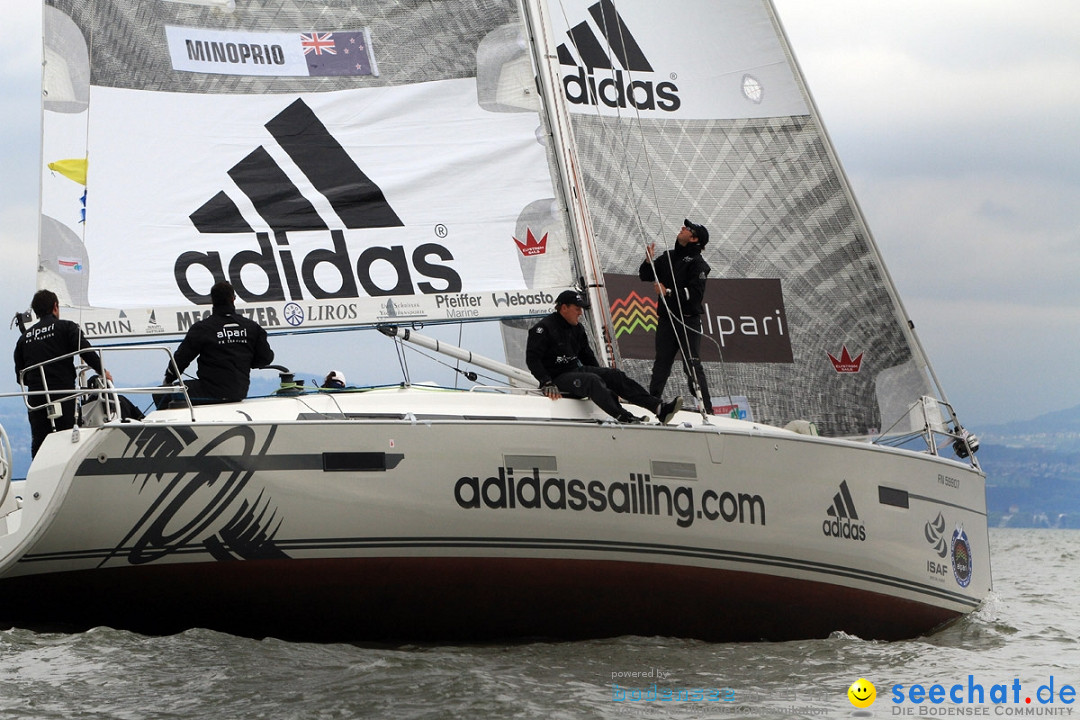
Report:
924,512,950,579
454,467,765,529
951,525,973,588
822,480,866,541
98,425,290,566
924,512,948,558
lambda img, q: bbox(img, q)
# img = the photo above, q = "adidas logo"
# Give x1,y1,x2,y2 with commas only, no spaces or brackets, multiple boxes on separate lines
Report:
175,98,461,305
822,480,866,541
189,98,402,234
556,0,680,112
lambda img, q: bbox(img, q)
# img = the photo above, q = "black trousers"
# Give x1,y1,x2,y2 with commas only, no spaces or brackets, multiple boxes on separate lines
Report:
554,366,660,420
649,313,713,413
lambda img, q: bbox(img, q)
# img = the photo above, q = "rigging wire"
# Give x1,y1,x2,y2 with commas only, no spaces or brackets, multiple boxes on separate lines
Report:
597,2,728,415
392,334,411,387
454,322,465,389
552,0,723,415
388,334,508,389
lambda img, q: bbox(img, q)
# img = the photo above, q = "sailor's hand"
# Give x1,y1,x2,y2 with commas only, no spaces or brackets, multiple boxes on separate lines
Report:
104,370,114,384
541,382,561,400
645,242,656,261
654,282,667,297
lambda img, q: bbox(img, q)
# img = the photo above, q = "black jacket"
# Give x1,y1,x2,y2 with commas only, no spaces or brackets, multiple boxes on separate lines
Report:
525,312,599,385
13,313,103,394
638,243,710,317
166,304,274,401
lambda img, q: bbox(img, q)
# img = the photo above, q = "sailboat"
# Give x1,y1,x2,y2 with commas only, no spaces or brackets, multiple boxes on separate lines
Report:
0,0,989,641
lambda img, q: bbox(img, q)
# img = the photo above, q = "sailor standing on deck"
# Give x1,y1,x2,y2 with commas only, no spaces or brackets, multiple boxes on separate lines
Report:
156,281,274,407
639,219,714,414
13,289,113,457
526,290,682,424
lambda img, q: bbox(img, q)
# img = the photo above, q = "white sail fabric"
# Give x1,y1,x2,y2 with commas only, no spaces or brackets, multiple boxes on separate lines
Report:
545,0,938,437
39,0,578,337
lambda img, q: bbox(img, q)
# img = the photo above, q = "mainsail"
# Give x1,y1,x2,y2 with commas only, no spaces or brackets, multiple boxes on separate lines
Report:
39,0,581,338
533,0,942,437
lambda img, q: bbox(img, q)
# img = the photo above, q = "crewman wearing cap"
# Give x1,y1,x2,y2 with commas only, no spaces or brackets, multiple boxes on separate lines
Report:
525,289,681,424
638,219,713,414
321,370,347,389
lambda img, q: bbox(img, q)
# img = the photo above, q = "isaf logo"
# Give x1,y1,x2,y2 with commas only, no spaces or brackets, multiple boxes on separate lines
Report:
924,512,950,578
557,0,680,112
924,512,948,557
926,513,974,586
178,98,461,305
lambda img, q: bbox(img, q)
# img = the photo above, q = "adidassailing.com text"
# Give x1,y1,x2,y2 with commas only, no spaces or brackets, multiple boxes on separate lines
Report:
453,467,765,529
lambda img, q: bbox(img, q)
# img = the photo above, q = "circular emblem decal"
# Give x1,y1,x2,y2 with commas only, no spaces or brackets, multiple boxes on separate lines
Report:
284,302,305,327
951,526,972,587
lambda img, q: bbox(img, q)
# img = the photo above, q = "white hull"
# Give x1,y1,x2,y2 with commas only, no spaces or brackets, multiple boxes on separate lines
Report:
0,386,990,641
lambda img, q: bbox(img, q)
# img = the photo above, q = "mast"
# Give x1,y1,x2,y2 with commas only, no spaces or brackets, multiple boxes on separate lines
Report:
519,0,620,367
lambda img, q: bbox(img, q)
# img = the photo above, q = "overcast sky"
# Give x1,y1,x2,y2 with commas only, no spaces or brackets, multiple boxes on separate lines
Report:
2,0,1079,434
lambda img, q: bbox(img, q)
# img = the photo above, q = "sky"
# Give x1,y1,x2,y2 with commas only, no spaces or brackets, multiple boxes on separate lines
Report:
1,0,1079,444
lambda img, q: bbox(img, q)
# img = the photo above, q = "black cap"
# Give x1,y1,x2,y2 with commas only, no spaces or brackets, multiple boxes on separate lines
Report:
555,289,590,309
684,218,709,246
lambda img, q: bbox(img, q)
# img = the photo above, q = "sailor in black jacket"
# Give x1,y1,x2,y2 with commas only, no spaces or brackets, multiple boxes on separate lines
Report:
526,290,681,424
638,219,713,414
160,281,274,405
13,289,111,456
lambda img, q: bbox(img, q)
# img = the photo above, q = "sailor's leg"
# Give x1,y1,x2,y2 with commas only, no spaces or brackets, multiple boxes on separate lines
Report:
557,370,632,420
649,316,678,398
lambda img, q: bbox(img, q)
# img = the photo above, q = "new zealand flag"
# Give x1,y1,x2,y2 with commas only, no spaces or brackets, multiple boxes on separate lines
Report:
303,31,375,77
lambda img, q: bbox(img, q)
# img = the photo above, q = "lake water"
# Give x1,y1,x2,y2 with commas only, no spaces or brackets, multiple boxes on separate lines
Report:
1,528,1077,719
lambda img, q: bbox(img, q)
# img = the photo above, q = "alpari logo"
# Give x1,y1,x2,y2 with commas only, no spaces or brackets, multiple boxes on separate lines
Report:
215,325,250,343
609,290,657,338
177,98,462,305
951,525,973,588
557,0,680,112
822,480,866,541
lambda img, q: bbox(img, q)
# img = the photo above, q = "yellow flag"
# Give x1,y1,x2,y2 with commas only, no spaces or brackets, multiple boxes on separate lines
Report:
47,157,88,185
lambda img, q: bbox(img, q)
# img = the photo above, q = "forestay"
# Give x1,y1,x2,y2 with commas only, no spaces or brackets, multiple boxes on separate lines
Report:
39,0,579,338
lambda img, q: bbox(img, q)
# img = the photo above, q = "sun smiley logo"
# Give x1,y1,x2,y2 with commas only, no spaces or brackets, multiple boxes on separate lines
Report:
848,678,876,708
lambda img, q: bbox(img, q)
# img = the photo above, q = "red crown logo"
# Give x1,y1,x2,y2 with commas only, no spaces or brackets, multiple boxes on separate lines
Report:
828,345,864,373
513,228,548,257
